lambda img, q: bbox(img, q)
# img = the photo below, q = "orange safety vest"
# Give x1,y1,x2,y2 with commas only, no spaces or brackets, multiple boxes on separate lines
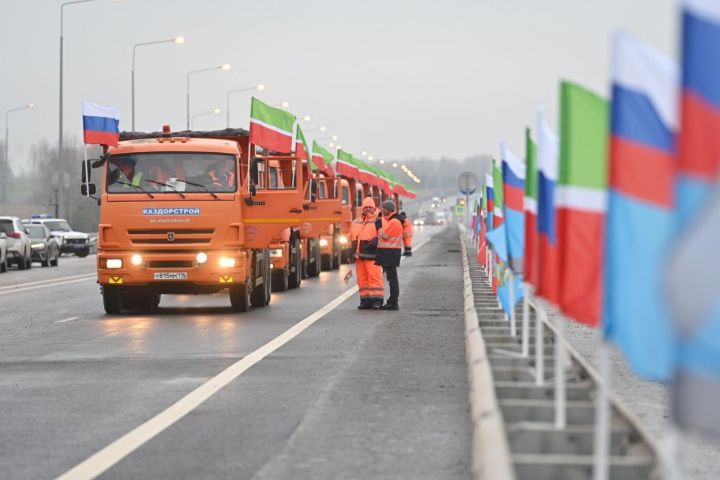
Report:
377,217,403,250
402,216,413,247
351,212,379,258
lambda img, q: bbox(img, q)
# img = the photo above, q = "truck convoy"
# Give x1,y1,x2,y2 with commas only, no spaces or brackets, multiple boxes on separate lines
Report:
81,103,415,315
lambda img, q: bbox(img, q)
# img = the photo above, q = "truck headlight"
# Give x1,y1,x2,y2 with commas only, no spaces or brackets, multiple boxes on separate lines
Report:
270,249,284,257
219,257,236,268
319,238,329,247
106,258,123,269
338,235,348,245
195,252,208,264
131,254,143,266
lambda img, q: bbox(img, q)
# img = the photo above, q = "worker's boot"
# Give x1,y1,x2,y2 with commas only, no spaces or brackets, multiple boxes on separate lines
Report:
358,299,371,310
380,302,399,311
370,300,383,310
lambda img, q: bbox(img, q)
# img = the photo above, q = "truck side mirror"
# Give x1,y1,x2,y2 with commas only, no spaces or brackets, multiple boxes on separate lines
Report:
250,157,259,185
81,184,96,196
81,159,93,183
249,183,257,197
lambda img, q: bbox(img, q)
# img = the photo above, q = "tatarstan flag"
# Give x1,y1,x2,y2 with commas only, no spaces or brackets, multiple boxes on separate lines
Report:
312,141,335,176
249,97,296,153
295,124,311,168
523,127,539,287
336,149,359,178
556,81,609,327
492,159,504,229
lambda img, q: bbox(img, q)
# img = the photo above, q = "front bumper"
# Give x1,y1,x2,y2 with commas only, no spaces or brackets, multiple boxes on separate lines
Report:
97,250,250,291
61,241,89,254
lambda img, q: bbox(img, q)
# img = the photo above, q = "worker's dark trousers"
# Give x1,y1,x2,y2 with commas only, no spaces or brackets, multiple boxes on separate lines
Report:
384,266,399,305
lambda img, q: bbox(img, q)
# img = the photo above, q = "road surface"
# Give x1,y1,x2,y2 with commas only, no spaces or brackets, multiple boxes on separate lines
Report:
0,225,471,479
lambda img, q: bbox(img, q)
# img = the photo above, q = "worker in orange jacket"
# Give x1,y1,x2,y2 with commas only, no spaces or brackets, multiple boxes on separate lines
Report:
375,200,404,310
350,197,384,309
401,211,413,256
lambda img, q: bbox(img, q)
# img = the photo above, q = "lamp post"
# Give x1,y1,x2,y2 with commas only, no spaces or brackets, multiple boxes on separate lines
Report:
132,36,185,131
3,103,34,203
186,63,230,129
226,84,264,127
59,0,96,194
191,108,221,129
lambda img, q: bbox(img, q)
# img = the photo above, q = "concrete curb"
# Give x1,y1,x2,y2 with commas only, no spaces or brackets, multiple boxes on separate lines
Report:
460,233,516,480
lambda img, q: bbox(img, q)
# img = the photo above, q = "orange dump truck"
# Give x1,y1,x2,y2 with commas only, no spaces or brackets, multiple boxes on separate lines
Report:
83,127,305,314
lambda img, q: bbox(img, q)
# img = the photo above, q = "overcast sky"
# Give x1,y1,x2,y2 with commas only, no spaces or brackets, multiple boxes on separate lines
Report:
1,0,676,175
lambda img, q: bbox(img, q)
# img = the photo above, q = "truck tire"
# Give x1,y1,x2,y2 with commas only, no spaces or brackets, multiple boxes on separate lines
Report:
321,253,332,271
251,251,271,308
103,286,123,314
272,268,288,292
230,283,251,312
307,240,321,278
288,236,302,289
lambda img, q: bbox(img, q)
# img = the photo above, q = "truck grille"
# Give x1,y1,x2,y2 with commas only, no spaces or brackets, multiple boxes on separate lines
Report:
127,228,214,246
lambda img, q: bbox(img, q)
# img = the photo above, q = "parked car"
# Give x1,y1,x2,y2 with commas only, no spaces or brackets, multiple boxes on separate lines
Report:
0,216,32,269
27,217,90,257
0,233,7,272
25,224,60,267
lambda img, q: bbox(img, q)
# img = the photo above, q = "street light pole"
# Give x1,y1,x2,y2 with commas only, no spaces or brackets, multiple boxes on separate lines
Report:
3,104,34,203
225,84,264,128
132,36,185,131
186,63,231,130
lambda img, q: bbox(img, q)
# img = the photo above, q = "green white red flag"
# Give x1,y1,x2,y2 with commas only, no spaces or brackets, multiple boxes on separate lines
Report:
336,149,359,178
312,141,335,176
295,124,312,169
556,81,609,327
249,97,296,153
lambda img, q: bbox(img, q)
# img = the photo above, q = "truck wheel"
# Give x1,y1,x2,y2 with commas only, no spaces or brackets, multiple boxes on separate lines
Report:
251,252,271,307
288,236,302,289
230,283,251,312
272,268,288,292
103,286,123,314
321,253,332,271
307,241,321,278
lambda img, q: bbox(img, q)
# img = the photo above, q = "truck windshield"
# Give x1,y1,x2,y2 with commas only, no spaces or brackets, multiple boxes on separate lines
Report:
106,153,237,194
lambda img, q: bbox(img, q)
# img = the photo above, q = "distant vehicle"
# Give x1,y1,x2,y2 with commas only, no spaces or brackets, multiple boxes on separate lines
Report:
27,216,90,257
0,232,7,272
25,224,60,267
413,218,425,226
431,196,442,208
0,216,32,269
426,210,447,225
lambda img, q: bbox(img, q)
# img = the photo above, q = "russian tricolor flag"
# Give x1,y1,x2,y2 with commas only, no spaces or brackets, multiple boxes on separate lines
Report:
501,142,526,273
677,0,720,227
82,102,120,147
535,109,561,306
604,31,677,380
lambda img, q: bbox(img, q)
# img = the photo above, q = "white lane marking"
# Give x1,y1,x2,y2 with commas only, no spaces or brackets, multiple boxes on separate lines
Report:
56,235,436,480
0,277,95,296
55,316,81,324
0,273,96,292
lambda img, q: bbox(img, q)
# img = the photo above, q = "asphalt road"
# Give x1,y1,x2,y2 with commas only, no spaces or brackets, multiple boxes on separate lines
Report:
0,225,471,480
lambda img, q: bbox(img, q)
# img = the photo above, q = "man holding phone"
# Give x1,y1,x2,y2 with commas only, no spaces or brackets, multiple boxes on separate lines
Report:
375,200,404,310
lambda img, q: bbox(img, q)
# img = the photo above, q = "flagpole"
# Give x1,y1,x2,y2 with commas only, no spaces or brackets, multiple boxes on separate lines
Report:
593,337,611,480
521,283,530,357
554,311,567,429
534,302,545,386
508,270,517,337
83,143,90,197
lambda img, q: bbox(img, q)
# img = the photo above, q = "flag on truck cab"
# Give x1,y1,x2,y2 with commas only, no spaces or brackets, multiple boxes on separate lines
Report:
523,127,540,287
501,142,525,273
604,31,677,381
535,108,561,306
249,97,296,153
556,81,608,327
667,1,720,436
336,149,359,178
677,0,720,228
312,140,335,176
295,124,312,169
82,102,119,146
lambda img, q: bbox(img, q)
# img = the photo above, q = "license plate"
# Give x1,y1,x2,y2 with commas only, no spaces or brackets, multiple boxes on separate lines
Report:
154,272,188,280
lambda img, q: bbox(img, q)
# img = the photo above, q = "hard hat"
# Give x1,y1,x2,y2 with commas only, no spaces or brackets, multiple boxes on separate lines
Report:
382,200,396,212
362,197,376,209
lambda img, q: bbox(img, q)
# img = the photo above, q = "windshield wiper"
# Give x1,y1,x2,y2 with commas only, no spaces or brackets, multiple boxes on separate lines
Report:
182,179,218,199
143,179,186,198
112,180,155,198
